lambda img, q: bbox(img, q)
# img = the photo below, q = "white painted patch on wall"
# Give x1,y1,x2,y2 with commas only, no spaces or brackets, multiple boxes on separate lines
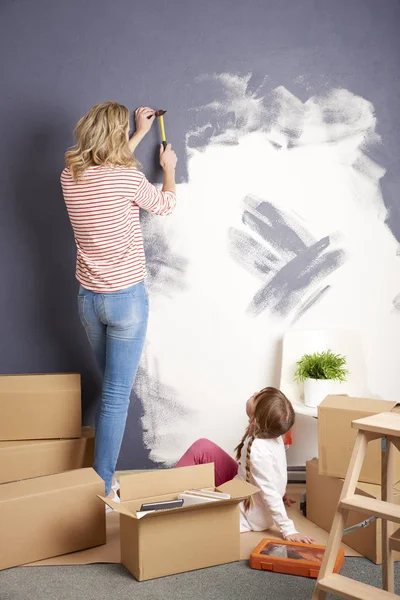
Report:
138,73,400,467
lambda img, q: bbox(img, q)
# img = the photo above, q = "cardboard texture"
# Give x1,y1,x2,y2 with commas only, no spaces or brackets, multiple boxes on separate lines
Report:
306,458,400,564
0,426,95,484
99,464,259,581
28,482,360,568
0,373,82,441
0,467,106,570
318,395,400,485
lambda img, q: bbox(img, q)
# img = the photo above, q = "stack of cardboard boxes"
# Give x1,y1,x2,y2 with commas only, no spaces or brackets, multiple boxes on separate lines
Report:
0,373,106,571
306,395,400,564
0,373,258,582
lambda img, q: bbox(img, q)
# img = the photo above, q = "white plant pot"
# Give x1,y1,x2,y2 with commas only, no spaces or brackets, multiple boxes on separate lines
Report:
303,379,334,408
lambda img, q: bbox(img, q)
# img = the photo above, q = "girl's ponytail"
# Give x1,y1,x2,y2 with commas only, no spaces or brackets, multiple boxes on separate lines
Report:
234,426,250,462
243,435,255,512
235,426,256,512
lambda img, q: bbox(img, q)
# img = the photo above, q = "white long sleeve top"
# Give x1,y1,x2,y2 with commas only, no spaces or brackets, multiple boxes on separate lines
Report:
238,435,298,538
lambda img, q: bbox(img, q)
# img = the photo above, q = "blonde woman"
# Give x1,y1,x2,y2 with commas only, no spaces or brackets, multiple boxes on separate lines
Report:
61,102,177,500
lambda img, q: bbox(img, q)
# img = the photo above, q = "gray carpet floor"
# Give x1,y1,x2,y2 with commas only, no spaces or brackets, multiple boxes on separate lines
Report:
0,558,399,600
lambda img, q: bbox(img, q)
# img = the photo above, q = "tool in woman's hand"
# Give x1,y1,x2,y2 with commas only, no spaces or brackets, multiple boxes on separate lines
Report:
151,109,167,149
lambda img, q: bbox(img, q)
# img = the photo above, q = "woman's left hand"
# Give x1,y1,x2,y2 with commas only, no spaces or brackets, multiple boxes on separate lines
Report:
135,107,155,134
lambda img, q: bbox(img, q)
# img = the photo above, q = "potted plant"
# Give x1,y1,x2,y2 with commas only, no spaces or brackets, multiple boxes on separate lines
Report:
294,349,348,408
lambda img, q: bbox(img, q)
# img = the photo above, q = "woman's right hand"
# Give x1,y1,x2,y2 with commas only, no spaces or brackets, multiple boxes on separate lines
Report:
160,143,177,171
285,533,314,544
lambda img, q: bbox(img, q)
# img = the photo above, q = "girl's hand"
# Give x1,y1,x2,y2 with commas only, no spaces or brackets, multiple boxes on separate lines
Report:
160,143,177,171
135,107,155,135
285,533,314,544
283,494,296,507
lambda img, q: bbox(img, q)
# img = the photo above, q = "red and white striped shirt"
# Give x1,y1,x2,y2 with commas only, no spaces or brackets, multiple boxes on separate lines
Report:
61,165,176,292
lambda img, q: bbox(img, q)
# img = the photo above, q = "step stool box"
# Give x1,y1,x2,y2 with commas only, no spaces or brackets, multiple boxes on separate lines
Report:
0,426,95,484
318,396,400,485
0,467,106,570
101,464,259,581
306,458,400,564
0,373,81,440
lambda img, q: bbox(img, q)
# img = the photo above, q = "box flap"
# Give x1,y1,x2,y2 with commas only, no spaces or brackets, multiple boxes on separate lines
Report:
97,496,135,518
0,373,80,393
217,477,260,500
318,395,398,413
120,463,214,501
0,468,101,501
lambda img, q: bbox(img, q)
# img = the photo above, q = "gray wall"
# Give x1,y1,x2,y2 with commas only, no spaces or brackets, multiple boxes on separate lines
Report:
1,0,399,468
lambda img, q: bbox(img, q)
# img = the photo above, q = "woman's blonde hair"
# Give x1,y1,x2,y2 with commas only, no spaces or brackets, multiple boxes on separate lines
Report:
65,101,138,181
234,387,295,511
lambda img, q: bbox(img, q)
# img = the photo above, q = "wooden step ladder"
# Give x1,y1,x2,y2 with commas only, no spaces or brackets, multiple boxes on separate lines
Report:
312,411,400,600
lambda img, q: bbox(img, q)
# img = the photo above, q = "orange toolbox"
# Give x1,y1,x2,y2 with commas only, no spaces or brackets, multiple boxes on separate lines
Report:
250,539,344,578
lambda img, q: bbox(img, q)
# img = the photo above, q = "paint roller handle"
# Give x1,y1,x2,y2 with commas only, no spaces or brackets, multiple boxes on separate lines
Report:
162,141,167,150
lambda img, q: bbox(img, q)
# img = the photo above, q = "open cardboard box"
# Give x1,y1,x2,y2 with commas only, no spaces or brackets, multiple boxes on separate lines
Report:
0,467,106,571
318,395,400,485
0,426,94,485
100,463,259,581
307,458,400,564
0,373,81,441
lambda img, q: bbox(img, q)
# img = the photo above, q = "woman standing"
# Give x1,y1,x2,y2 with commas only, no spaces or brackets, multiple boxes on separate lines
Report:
61,102,177,500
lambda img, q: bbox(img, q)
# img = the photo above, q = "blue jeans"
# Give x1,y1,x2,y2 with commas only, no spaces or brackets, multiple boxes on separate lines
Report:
78,281,149,495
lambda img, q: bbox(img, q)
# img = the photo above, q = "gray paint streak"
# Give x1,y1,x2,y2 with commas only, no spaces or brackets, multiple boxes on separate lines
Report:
292,285,331,324
242,198,313,257
249,238,345,317
393,293,400,312
141,213,188,299
129,356,194,468
117,389,162,470
229,196,346,318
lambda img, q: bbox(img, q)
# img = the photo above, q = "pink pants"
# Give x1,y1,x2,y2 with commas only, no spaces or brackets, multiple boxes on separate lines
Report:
175,438,238,487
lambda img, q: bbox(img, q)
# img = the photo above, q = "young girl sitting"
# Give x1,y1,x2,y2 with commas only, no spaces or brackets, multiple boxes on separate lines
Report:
175,387,313,543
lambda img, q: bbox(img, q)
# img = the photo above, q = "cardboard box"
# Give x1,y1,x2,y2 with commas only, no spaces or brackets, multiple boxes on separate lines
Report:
0,373,81,440
102,464,259,581
306,458,400,564
318,395,400,485
0,426,95,484
0,467,106,570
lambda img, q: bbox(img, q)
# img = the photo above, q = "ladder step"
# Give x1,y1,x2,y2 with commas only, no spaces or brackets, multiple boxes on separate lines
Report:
318,574,398,600
352,411,400,436
341,495,400,522
389,526,400,552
